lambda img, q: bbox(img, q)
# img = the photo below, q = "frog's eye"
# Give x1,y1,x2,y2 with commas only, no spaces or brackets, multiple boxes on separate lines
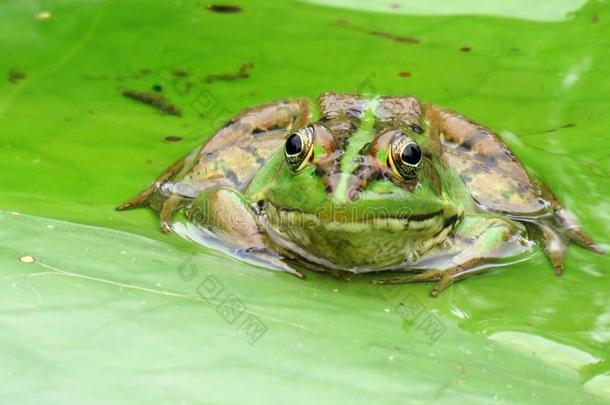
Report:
285,125,315,172
388,135,422,180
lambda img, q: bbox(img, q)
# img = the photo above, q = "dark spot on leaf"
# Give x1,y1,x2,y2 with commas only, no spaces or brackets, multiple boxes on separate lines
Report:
592,13,599,23
369,30,419,44
122,89,182,116
207,4,242,13
140,68,152,75
460,46,472,52
204,62,253,83
522,123,575,136
172,68,189,77
332,20,419,44
164,135,183,142
152,84,163,92
8,68,26,83
397,71,411,78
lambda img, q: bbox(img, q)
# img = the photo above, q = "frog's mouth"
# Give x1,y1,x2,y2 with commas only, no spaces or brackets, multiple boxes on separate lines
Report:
269,206,457,234
260,203,461,271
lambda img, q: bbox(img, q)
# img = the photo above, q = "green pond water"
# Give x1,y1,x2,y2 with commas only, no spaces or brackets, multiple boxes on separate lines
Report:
1,0,609,403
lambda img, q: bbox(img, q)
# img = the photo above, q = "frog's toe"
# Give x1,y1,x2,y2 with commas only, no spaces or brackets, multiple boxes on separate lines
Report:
372,270,444,285
552,206,605,254
570,230,606,254
373,267,468,296
538,223,566,275
430,272,458,297
550,256,565,276
372,270,450,296
160,221,172,233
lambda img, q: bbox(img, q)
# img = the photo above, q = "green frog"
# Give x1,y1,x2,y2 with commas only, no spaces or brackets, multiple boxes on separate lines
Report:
118,93,603,295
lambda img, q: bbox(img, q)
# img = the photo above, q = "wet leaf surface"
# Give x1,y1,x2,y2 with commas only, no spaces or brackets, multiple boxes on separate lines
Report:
1,0,609,402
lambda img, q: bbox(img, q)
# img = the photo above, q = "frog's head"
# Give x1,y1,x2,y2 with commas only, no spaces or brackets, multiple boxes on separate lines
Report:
257,95,463,271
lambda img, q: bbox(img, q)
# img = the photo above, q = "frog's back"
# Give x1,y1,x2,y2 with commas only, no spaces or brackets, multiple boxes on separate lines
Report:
425,105,550,217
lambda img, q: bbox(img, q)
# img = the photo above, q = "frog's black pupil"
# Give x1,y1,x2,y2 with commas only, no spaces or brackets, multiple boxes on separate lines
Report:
401,143,421,165
285,133,302,155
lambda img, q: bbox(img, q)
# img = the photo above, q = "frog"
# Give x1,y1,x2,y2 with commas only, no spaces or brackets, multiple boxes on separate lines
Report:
118,93,603,296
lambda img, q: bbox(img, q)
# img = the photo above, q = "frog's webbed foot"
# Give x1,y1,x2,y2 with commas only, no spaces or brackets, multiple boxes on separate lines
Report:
535,217,604,276
533,182,605,273
373,217,528,296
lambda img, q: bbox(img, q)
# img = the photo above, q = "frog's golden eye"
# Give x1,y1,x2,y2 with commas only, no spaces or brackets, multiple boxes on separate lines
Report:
285,125,315,172
388,135,422,180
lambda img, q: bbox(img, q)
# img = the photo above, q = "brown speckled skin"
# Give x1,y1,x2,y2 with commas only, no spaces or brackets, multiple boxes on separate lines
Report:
426,105,547,215
117,99,311,230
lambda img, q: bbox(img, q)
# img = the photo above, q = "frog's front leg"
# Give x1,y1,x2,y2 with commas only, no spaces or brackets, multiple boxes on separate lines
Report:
375,216,528,296
117,98,311,233
187,187,304,278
